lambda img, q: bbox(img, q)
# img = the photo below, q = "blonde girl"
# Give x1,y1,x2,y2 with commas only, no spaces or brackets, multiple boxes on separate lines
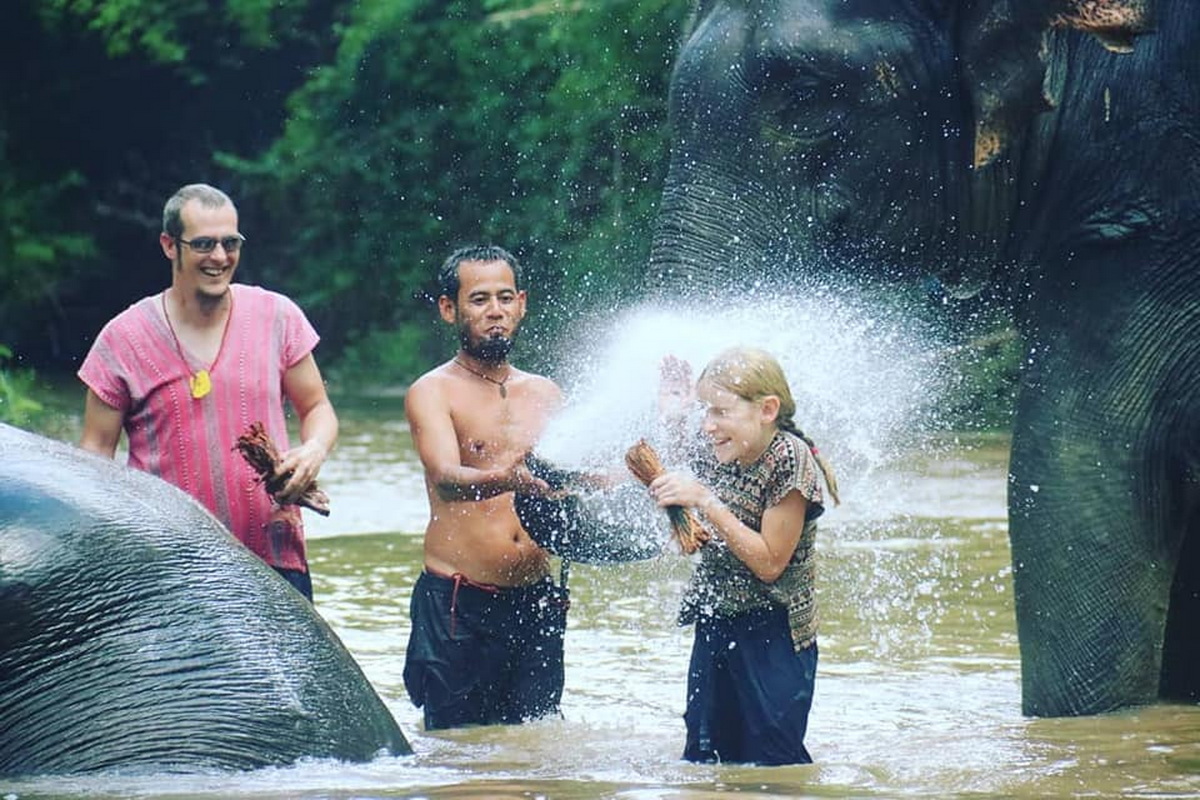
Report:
650,346,839,765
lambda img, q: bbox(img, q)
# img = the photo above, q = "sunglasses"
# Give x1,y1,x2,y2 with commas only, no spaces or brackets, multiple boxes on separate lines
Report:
177,234,246,254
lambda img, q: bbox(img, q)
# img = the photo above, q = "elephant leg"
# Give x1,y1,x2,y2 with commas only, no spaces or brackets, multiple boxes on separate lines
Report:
1008,392,1172,716
1160,501,1200,702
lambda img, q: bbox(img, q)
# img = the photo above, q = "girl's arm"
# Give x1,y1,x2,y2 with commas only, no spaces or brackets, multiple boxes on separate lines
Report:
649,472,807,583
701,489,807,582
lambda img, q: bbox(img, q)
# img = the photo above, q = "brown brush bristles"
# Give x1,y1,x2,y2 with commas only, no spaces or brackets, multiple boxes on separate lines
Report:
625,439,706,554
234,421,331,516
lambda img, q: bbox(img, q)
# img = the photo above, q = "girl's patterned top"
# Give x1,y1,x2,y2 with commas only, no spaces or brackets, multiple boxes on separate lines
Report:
679,428,825,650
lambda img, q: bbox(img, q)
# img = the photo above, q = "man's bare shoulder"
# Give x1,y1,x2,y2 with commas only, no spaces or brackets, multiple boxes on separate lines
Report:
511,367,558,388
405,362,458,408
406,361,561,411
408,361,456,389
512,368,563,403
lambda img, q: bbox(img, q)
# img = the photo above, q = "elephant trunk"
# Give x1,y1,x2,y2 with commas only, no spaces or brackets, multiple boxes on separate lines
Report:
647,162,791,300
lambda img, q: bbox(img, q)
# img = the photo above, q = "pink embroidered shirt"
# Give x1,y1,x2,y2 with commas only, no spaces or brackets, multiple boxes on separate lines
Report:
78,284,319,571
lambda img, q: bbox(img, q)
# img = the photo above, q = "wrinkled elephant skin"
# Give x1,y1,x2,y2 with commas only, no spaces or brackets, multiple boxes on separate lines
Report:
515,454,669,563
0,423,411,776
647,0,1199,716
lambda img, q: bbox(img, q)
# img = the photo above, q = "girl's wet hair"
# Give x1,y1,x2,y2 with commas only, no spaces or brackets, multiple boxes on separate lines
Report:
699,346,840,505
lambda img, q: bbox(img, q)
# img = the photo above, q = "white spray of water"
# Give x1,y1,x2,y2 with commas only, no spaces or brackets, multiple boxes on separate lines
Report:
533,284,975,660
538,284,947,495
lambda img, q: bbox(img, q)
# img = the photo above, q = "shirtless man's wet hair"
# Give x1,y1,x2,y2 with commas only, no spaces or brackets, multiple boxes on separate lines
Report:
437,244,522,300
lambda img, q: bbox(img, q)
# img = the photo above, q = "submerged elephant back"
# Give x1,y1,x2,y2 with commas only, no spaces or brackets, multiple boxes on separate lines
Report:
0,423,410,776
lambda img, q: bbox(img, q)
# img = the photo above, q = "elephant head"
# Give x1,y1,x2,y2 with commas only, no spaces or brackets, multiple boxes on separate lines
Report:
0,423,411,776
647,0,1200,716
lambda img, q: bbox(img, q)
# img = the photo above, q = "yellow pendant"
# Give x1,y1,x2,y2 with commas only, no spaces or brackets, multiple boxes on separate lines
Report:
189,369,212,399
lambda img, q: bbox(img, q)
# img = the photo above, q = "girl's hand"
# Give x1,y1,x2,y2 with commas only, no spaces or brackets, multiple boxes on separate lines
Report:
649,471,714,510
657,355,694,419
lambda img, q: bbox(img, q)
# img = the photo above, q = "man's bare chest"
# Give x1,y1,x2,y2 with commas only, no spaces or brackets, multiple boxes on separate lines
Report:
452,403,541,468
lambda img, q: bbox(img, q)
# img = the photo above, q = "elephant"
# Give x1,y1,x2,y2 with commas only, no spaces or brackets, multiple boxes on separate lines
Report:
645,0,1199,716
515,454,669,563
0,423,411,776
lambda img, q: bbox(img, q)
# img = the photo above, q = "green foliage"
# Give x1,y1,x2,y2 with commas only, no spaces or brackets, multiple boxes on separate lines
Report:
5,0,1022,424
0,141,95,337
35,0,318,73
0,345,44,426
225,0,691,384
37,0,193,62
327,324,440,392
3,0,342,366
938,318,1022,431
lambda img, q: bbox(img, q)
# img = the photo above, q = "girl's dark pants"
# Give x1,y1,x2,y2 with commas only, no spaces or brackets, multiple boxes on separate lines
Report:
684,604,817,765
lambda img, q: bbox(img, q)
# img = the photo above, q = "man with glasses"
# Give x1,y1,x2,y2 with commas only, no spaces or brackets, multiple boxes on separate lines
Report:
78,183,338,601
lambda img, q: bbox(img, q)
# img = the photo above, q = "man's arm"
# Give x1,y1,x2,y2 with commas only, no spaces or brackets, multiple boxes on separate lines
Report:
405,376,544,502
278,353,339,502
79,388,124,458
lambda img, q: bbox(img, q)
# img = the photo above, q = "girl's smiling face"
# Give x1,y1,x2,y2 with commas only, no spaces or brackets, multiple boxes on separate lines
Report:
697,380,780,466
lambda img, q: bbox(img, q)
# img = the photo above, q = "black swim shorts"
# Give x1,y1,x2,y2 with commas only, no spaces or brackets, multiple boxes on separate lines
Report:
403,569,568,730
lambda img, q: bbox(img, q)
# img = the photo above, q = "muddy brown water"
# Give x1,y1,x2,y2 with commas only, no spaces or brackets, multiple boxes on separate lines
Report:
4,402,1197,800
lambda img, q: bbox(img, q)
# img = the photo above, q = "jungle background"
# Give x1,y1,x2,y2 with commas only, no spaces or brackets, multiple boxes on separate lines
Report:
0,0,1019,433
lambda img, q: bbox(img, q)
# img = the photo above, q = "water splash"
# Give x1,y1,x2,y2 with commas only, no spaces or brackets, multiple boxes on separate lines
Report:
528,283,970,654
538,282,948,489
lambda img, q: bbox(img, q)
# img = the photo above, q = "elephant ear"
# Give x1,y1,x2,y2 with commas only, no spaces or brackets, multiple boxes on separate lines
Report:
1053,0,1154,53
962,0,1154,168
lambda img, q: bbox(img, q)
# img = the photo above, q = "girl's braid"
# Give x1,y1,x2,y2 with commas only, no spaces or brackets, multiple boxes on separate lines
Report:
779,416,840,506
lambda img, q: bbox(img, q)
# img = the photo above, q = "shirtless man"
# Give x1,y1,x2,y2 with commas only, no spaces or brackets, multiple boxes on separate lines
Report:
402,244,566,730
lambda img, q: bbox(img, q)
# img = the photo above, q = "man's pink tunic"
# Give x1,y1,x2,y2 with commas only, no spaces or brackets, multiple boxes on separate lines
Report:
78,284,319,571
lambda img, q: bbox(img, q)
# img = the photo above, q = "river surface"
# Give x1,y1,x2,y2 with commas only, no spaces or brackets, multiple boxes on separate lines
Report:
3,396,1197,800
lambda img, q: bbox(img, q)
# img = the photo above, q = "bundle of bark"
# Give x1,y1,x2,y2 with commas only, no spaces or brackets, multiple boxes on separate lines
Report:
624,439,707,554
234,421,331,516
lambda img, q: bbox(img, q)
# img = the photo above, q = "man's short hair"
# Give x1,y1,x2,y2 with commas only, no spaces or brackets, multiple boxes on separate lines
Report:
437,245,522,301
163,184,234,239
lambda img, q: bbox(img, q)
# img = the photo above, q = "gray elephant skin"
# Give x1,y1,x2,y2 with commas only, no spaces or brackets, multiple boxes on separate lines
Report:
647,0,1198,717
0,423,411,776
515,454,670,564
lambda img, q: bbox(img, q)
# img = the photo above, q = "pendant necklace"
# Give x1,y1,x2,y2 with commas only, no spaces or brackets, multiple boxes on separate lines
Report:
162,290,230,400
454,358,511,398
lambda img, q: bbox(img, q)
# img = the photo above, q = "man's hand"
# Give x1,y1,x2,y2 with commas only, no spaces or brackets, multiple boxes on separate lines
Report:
274,439,328,503
508,459,552,497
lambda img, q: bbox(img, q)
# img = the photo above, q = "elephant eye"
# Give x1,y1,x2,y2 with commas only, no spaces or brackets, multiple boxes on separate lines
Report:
756,57,826,102
756,59,850,146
